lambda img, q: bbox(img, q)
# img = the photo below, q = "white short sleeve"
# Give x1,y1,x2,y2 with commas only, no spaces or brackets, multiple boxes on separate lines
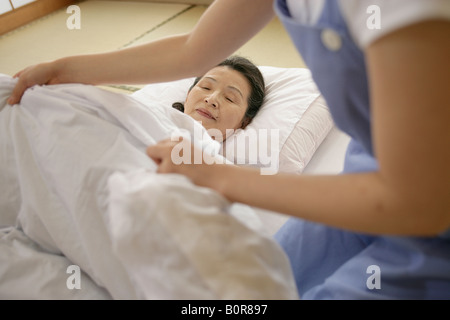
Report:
338,0,450,49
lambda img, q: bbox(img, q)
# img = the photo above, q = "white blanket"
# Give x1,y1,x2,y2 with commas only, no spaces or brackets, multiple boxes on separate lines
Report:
0,74,298,300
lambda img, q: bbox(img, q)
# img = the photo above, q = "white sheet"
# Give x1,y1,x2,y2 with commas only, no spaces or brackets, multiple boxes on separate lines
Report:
0,74,298,300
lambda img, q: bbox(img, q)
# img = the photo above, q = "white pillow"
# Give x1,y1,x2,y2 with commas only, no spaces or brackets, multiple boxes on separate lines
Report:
132,66,332,175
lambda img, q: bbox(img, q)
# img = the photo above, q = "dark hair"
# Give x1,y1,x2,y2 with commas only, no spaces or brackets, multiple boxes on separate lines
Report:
172,56,265,127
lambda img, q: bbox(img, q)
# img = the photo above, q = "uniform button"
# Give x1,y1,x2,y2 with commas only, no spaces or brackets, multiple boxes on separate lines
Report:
321,28,342,51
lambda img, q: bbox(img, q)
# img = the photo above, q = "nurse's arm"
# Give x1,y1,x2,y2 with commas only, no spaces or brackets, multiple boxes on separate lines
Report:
8,0,275,104
247,20,450,235
364,19,450,235
244,20,450,236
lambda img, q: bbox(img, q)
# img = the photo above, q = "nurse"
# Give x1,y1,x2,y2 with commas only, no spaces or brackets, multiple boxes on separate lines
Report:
9,0,450,299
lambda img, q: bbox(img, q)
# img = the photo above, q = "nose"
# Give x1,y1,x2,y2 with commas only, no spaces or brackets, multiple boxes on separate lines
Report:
205,93,218,108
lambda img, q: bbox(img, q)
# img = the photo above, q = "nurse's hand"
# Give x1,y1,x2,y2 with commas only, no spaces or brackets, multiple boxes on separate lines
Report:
146,137,228,193
7,61,61,105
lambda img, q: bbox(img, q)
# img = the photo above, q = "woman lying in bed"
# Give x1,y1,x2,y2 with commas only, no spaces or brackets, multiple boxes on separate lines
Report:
1,55,299,300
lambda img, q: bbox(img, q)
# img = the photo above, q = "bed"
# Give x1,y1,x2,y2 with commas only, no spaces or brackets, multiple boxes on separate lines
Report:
0,65,347,300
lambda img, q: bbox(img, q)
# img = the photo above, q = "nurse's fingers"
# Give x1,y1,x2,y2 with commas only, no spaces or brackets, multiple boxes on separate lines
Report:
7,77,28,105
146,138,184,173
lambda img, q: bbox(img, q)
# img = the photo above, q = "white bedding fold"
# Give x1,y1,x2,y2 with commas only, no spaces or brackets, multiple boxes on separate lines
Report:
0,75,298,299
107,171,298,299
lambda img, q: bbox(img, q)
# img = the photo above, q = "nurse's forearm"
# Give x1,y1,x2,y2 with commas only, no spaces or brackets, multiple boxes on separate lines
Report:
213,165,447,236
51,0,275,86
52,35,208,86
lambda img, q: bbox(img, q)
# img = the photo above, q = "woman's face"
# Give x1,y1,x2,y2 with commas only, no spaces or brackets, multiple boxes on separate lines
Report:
183,66,251,142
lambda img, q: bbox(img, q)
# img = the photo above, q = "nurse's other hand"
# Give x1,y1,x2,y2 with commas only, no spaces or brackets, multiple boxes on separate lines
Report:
146,137,227,191
7,62,61,105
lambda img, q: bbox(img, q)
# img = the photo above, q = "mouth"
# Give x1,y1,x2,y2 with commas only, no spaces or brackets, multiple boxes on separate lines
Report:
196,108,216,120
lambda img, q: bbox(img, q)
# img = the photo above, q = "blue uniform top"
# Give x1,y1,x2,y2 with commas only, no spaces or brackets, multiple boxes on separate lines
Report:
274,0,450,299
277,0,378,173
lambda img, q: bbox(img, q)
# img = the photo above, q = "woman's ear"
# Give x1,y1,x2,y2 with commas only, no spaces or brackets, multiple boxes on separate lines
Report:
240,117,252,129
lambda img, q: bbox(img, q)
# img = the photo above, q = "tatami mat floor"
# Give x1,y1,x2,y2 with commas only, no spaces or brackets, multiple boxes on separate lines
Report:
0,0,306,94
